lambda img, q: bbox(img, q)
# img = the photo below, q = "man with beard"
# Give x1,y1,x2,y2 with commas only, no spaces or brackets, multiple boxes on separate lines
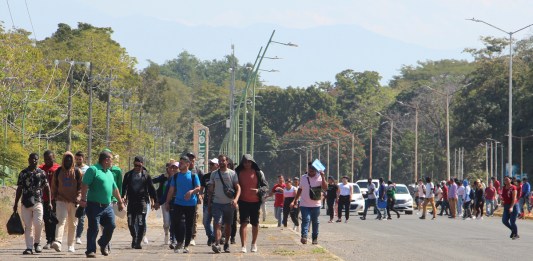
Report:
122,156,156,249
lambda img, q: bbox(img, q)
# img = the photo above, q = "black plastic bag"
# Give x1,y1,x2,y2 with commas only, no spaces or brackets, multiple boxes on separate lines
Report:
6,211,24,235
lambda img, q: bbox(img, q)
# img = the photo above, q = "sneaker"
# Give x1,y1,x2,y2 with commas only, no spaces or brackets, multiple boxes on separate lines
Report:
359,217,366,220
86,252,96,258
251,244,257,252
301,237,307,244
345,220,349,223
512,234,520,240
294,225,299,231
76,237,82,244
189,239,196,246
174,243,183,253
241,246,247,253
100,245,109,256
230,238,236,244
212,244,221,254
143,236,149,244
312,238,318,245
169,243,175,249
23,249,33,255
335,219,342,223
183,247,189,253
34,243,42,253
51,241,62,252
419,216,426,220
164,234,169,245
207,238,212,246
224,243,230,253
43,243,51,250
68,246,75,253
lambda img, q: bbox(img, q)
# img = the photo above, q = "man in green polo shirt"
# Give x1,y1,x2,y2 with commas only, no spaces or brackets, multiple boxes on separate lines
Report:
79,150,125,258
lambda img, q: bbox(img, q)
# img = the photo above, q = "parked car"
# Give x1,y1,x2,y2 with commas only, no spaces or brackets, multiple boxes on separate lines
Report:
349,183,365,214
355,179,380,199
393,184,414,215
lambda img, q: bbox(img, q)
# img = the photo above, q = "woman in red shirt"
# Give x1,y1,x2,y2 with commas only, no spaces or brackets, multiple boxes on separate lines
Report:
501,176,519,240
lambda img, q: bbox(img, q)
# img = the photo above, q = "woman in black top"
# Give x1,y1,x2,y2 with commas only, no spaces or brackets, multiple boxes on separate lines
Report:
326,177,338,223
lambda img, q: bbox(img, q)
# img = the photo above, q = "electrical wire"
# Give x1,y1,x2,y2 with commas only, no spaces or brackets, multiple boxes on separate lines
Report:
30,63,58,103
5,0,16,29
24,0,36,41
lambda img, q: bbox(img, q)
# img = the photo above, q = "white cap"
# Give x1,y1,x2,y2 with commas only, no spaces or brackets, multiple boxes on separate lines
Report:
209,158,219,164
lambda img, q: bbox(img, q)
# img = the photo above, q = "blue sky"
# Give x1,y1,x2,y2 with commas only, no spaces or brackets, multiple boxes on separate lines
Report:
2,0,532,87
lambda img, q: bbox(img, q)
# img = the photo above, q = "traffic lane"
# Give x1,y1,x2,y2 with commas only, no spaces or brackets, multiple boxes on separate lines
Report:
315,210,533,260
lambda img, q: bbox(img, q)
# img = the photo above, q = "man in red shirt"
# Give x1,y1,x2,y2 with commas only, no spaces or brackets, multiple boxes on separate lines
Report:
235,154,268,253
501,176,519,239
491,177,501,208
438,181,449,216
39,150,61,249
268,175,285,227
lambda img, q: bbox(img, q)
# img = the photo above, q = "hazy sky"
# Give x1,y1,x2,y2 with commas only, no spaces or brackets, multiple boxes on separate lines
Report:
2,0,532,87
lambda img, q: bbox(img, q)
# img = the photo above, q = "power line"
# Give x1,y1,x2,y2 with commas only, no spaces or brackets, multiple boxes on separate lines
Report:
24,0,36,41
5,0,15,29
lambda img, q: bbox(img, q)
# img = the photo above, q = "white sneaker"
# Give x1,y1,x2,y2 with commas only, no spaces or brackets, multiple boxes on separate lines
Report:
174,244,183,253
51,241,61,252
76,237,82,244
43,243,51,249
294,225,299,231
183,247,189,253
143,236,148,244
251,244,257,252
164,234,170,245
241,246,247,253
68,246,75,253
189,239,196,246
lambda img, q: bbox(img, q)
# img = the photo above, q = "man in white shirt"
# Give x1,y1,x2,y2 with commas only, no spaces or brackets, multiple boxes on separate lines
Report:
420,177,436,220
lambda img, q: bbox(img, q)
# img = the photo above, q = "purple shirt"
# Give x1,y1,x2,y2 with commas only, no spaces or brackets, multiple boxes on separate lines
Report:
448,183,458,199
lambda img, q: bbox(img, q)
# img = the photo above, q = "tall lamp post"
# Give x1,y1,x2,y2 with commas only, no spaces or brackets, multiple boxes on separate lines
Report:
398,101,419,184
468,18,533,178
377,112,393,181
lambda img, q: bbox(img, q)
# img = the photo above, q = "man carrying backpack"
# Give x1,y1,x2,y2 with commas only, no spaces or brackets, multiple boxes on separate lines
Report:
122,156,157,249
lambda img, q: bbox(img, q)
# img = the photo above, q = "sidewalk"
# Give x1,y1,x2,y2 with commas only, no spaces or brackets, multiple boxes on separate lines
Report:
0,210,341,260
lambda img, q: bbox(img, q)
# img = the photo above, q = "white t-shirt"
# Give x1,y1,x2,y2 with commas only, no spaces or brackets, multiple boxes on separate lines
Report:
417,184,426,198
283,186,297,198
338,183,351,196
425,183,435,198
367,183,377,199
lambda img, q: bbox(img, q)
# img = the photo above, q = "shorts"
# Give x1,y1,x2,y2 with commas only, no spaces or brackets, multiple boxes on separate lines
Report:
212,203,234,225
417,197,425,205
238,201,261,226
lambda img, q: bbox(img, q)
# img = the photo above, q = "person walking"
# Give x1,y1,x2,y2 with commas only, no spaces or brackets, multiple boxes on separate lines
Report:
457,179,465,217
185,152,203,246
165,156,201,254
519,177,531,218
122,156,157,249
462,180,473,220
448,179,458,219
377,178,388,220
438,181,449,216
39,150,61,249
416,179,425,215
336,176,352,223
200,158,218,246
360,178,379,220
74,151,89,245
326,177,338,223
152,161,177,246
79,150,125,258
290,162,327,245
268,175,285,227
492,176,501,208
420,177,436,220
502,176,519,239
51,152,83,253
208,155,240,253
235,154,269,253
13,153,52,255
282,178,299,230
474,179,485,220
385,181,400,219
485,181,497,217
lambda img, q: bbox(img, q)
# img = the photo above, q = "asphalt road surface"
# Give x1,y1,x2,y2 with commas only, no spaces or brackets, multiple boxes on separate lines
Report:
314,209,532,260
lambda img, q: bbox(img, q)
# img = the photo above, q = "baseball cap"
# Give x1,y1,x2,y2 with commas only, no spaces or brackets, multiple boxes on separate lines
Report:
186,152,196,159
169,162,179,168
209,158,219,164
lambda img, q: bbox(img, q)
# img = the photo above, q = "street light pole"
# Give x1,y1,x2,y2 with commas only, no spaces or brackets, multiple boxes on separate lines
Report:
398,101,419,183
468,18,533,179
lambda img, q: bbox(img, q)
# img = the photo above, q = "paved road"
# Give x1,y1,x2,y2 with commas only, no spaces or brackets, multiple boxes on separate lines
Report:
316,209,533,260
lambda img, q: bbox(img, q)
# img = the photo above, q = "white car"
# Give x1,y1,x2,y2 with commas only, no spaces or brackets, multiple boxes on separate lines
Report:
349,183,365,214
393,184,414,215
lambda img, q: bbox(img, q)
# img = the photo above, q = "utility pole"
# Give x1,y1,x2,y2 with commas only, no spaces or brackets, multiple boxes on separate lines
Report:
104,72,117,148
337,139,340,182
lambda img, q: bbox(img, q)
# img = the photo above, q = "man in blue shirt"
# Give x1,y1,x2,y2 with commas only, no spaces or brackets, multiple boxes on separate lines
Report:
520,177,531,218
165,156,201,254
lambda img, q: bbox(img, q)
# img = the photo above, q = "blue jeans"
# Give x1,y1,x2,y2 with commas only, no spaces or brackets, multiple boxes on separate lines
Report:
485,199,495,216
76,208,86,238
300,206,320,239
457,197,463,215
202,205,214,241
85,202,116,254
274,206,283,227
502,204,518,235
